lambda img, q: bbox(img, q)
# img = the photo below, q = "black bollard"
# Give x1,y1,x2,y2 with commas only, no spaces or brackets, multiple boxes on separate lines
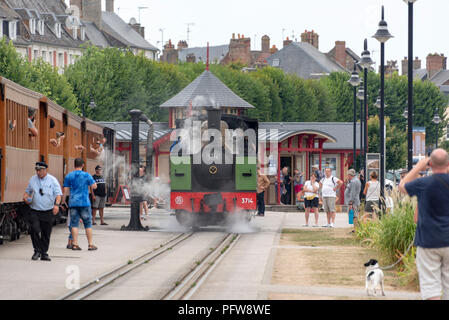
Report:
121,109,149,231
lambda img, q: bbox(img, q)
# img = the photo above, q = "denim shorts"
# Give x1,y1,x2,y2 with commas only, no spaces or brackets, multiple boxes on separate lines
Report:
70,207,92,229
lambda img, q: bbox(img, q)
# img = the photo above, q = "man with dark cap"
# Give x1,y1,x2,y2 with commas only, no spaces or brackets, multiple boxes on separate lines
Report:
23,162,63,261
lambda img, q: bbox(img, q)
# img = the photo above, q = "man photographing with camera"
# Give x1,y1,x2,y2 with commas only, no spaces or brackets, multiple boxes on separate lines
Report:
23,162,63,261
399,149,449,300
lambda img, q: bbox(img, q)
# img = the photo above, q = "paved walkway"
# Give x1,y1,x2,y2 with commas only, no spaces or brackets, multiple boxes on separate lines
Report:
0,208,421,300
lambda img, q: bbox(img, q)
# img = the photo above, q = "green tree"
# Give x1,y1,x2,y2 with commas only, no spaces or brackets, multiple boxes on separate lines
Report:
368,116,407,170
0,38,77,111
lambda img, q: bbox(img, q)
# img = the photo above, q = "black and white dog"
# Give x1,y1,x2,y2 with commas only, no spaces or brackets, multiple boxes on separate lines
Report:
364,259,385,297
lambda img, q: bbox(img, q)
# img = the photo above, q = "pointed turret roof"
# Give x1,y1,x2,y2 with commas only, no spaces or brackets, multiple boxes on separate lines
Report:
160,70,255,109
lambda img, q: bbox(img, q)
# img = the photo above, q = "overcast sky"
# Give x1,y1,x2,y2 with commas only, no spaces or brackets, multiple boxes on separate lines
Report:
85,1,448,71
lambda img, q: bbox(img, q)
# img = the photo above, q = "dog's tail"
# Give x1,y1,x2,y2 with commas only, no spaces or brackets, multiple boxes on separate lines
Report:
367,271,375,280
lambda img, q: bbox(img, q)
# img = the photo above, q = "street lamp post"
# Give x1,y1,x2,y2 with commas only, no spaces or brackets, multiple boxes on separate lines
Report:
348,64,362,169
404,0,417,171
358,39,374,178
357,84,365,171
433,109,442,149
374,5,393,213
122,109,150,232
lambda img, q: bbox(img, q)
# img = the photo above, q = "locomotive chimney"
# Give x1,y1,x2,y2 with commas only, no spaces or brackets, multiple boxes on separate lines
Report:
207,109,221,132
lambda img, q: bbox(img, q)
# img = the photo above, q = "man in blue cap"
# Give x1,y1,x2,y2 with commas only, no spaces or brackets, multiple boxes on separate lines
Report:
23,161,63,261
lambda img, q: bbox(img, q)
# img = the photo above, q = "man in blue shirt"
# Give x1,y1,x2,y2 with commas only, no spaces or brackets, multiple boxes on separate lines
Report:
63,158,97,251
399,149,449,300
23,162,62,261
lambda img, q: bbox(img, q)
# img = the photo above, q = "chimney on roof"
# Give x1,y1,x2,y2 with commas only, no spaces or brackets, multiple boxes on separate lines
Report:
301,30,319,49
261,35,270,53
426,53,447,79
334,41,346,69
283,37,292,48
177,40,188,50
270,45,278,54
401,56,422,76
129,19,145,38
71,0,102,29
106,0,114,12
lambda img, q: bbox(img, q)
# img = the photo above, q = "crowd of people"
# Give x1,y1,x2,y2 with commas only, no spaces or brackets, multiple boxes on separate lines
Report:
257,149,449,300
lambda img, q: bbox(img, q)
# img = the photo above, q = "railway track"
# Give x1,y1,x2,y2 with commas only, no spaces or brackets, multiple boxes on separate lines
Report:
161,233,240,300
58,231,241,300
58,233,193,300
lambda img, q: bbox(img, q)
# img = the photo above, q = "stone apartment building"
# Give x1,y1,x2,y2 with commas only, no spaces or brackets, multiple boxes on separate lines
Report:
0,0,158,72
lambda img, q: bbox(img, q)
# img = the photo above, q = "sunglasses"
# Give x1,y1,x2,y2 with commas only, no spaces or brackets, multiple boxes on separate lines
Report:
39,188,44,196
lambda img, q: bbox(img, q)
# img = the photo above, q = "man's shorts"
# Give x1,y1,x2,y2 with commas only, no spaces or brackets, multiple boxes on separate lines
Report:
92,196,106,209
416,246,449,300
304,197,319,208
69,207,92,229
322,197,336,213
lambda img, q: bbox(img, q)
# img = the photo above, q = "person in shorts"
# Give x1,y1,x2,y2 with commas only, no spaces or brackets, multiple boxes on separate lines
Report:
302,173,320,227
63,158,98,251
319,168,343,228
91,165,107,225
400,150,449,300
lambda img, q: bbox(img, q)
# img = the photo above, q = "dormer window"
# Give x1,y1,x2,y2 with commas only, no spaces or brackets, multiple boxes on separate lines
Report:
55,23,61,38
29,18,36,34
9,21,17,40
37,20,44,35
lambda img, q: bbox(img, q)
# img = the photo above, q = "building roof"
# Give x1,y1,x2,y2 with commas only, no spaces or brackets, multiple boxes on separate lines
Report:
267,42,347,79
429,69,449,87
259,122,361,150
160,70,255,109
413,69,428,81
0,0,20,19
99,122,172,143
102,120,361,151
83,21,110,48
178,44,229,64
5,0,67,15
101,11,158,52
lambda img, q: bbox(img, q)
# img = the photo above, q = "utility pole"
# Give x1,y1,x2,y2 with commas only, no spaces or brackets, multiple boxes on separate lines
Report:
186,22,195,44
159,28,165,50
138,6,149,24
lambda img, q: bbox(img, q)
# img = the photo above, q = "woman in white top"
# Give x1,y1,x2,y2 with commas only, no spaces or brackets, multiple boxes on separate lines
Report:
302,173,320,227
363,171,380,215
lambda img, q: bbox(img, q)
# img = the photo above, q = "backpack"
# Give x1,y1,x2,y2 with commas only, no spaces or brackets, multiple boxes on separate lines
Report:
320,176,337,187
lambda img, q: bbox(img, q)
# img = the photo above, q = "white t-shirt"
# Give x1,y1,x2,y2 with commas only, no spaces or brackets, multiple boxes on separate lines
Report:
304,181,319,198
320,176,340,198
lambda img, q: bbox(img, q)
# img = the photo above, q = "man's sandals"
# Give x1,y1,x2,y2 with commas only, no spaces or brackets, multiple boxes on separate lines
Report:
72,245,98,251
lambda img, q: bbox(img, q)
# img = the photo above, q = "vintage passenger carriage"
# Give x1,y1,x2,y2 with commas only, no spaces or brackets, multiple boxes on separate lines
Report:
0,76,114,244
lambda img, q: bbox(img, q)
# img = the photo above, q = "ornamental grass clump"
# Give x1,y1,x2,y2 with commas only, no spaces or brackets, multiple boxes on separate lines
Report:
355,189,417,283
375,190,416,264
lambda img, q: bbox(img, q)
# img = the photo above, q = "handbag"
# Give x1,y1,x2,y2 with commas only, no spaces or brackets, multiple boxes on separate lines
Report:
306,195,316,201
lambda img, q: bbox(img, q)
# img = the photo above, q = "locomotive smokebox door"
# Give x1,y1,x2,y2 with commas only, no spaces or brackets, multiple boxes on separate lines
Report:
203,193,223,207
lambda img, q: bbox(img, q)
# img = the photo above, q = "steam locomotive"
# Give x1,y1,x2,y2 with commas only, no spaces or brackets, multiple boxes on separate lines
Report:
170,109,259,228
0,76,115,244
